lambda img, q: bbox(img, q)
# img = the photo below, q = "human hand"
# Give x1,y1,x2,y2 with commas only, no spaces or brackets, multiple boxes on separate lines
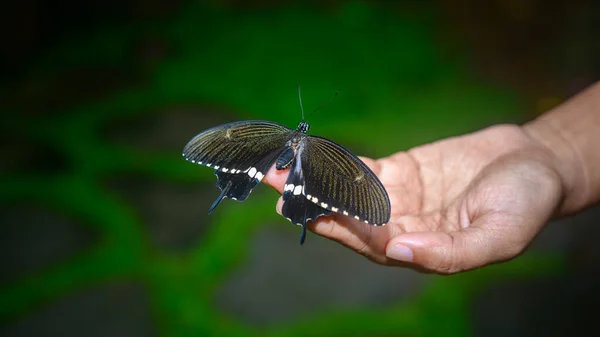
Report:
263,124,565,274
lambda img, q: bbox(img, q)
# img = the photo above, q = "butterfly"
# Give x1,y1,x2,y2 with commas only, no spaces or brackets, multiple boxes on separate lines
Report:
182,88,391,244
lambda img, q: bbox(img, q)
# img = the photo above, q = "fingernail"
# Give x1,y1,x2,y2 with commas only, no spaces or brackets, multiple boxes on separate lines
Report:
387,244,414,262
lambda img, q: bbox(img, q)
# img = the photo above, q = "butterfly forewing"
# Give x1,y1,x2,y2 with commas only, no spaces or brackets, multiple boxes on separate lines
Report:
301,136,391,225
183,120,291,173
183,121,292,207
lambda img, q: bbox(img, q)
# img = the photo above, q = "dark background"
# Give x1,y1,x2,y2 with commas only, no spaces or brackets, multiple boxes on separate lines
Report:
1,0,599,336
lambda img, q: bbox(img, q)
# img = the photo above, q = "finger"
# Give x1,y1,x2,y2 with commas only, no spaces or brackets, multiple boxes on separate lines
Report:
272,187,375,254
358,156,381,175
262,164,288,194
275,196,283,214
385,212,529,274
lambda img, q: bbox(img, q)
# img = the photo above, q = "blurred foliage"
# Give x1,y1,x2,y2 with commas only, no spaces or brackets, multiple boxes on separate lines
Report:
0,1,564,336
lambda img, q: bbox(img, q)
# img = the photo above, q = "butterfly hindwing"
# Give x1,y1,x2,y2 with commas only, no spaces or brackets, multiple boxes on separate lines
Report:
281,151,331,244
215,147,284,197
183,120,291,211
301,136,391,226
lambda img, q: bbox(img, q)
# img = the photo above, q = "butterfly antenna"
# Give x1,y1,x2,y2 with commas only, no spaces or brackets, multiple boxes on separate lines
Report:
297,83,305,121
308,91,338,118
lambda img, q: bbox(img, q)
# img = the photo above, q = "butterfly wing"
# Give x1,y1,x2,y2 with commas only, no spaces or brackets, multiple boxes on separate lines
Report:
281,147,331,244
182,120,292,211
300,136,391,226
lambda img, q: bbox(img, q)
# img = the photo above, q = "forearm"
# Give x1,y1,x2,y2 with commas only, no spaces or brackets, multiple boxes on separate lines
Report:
524,81,600,215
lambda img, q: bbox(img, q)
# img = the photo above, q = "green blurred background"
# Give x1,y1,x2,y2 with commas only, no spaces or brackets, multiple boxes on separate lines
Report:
1,0,599,336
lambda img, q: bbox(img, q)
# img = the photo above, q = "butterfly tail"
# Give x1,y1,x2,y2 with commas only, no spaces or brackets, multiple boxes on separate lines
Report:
299,222,307,245
209,180,231,214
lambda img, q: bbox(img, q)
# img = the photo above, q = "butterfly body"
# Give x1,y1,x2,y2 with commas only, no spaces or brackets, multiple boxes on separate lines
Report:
183,120,390,244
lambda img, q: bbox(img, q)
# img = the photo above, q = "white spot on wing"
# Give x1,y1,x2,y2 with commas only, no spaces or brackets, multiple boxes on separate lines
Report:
248,167,257,178
321,202,328,208
214,165,220,170
221,168,228,172
331,207,338,212
306,194,312,199
255,172,264,181
343,211,348,216
311,197,318,203
354,216,360,220
293,185,303,195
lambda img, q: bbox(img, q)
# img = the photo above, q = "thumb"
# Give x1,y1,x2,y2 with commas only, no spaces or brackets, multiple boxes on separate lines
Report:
385,213,527,274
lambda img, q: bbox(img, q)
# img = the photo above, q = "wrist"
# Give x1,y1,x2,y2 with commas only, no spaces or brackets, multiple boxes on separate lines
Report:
522,82,600,215
522,119,585,216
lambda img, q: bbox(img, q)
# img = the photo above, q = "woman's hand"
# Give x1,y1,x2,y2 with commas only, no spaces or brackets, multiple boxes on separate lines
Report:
265,82,600,274
264,124,564,274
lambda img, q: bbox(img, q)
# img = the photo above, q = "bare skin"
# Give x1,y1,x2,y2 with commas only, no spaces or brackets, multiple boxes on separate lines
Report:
263,81,600,274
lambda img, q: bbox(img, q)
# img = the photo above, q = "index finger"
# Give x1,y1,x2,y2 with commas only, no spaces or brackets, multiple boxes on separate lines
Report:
262,163,288,194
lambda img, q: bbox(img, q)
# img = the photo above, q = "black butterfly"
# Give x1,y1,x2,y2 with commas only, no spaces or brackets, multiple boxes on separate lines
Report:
182,90,390,244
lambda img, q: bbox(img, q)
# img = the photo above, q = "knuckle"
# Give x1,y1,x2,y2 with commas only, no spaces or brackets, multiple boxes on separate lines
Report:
432,254,463,275
429,233,467,274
